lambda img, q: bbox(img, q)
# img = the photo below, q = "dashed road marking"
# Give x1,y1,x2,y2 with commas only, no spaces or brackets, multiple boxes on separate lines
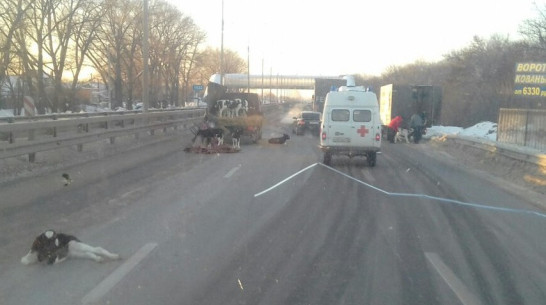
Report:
81,242,158,305
224,165,241,178
425,252,483,305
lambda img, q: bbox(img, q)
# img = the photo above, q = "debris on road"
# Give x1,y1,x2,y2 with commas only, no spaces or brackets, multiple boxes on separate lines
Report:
183,145,240,154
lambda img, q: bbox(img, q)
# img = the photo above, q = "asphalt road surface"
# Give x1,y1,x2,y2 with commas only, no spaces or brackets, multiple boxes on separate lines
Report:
1,104,546,305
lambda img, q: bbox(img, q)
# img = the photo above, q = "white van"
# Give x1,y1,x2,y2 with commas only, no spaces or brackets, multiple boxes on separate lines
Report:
319,88,382,166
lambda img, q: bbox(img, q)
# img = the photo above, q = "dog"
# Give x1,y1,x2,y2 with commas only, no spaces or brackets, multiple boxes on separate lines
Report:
21,230,120,265
268,133,290,144
394,128,410,143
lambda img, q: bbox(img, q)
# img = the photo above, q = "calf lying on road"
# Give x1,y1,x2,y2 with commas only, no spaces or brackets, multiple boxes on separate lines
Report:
21,230,120,265
268,134,290,144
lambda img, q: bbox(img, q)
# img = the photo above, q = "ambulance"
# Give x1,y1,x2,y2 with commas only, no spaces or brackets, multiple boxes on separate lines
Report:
319,80,382,166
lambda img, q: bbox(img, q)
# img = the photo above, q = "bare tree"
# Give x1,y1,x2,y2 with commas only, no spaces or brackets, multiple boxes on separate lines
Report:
89,0,139,109
442,35,527,125
18,0,56,113
178,18,206,106
519,3,546,52
41,0,99,112
64,0,102,109
192,47,247,87
0,0,31,85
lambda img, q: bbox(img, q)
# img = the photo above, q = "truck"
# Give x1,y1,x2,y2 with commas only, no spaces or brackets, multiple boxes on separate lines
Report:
379,84,442,130
313,78,347,113
201,75,263,144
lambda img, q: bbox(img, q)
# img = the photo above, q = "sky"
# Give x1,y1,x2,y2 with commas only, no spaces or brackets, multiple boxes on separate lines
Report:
169,0,543,77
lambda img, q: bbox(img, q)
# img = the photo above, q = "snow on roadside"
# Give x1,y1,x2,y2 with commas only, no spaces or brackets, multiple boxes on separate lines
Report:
425,121,497,141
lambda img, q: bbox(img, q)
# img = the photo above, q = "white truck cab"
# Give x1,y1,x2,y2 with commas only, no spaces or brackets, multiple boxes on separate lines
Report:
319,86,381,166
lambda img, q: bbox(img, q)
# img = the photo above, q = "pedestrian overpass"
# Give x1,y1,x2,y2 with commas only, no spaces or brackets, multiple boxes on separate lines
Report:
211,73,346,90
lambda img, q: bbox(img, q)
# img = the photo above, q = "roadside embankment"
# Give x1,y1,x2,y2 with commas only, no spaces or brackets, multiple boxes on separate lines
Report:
429,135,546,195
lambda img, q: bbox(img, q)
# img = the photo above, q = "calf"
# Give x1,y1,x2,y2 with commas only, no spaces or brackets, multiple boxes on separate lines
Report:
216,100,230,117
226,126,244,149
227,99,239,118
21,230,120,265
394,128,410,143
193,128,224,146
234,99,249,117
268,133,290,144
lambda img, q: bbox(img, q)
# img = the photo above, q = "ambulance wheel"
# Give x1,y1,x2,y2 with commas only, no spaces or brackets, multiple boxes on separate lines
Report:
367,152,376,167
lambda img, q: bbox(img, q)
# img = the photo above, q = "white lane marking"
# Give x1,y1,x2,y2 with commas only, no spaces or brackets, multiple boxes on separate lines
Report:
425,252,483,305
254,163,318,197
224,165,241,178
361,169,376,183
81,242,158,305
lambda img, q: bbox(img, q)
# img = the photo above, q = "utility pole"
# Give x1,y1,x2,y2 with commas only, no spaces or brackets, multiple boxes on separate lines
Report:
142,0,150,112
261,58,264,102
247,45,250,93
220,0,224,85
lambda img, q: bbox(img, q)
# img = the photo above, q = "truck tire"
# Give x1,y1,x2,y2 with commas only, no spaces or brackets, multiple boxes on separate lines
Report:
256,127,262,141
323,152,332,165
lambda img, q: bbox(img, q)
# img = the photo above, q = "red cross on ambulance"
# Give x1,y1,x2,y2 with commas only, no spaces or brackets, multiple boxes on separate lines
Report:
357,125,369,137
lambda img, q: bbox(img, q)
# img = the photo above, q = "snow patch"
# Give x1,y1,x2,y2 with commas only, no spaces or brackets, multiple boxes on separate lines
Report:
425,121,497,141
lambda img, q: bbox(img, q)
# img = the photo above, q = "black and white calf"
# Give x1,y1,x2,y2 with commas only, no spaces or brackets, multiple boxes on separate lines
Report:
215,99,248,118
192,128,224,146
226,126,244,149
21,230,120,265
232,99,249,117
227,99,239,118
268,133,290,144
215,99,231,117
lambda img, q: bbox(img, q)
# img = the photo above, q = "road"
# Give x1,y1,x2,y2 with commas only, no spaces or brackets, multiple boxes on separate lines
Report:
1,104,546,305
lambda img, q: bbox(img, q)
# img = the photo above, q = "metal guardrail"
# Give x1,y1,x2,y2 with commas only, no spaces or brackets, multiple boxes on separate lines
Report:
0,107,195,123
497,108,546,151
0,109,205,162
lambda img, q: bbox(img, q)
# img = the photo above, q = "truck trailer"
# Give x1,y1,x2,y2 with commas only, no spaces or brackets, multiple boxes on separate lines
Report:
379,84,442,128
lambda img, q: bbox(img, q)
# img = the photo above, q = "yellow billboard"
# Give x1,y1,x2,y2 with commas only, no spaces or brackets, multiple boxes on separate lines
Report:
514,62,546,97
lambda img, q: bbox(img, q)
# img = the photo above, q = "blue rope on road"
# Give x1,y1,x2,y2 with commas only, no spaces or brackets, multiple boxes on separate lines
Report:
320,163,546,219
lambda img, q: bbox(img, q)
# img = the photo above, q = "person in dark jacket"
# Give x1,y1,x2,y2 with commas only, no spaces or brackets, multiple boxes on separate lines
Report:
409,112,425,143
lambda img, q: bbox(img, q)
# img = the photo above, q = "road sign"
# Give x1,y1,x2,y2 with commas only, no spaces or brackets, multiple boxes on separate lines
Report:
23,96,35,116
193,85,204,91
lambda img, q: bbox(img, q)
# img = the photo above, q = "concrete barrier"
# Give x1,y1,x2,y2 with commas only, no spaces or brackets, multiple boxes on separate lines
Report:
445,135,546,168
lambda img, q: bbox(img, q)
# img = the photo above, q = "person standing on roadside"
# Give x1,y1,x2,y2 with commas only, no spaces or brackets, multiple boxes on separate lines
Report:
409,112,424,143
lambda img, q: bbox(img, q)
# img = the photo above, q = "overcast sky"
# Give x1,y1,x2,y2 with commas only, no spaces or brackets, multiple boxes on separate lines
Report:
169,0,542,77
